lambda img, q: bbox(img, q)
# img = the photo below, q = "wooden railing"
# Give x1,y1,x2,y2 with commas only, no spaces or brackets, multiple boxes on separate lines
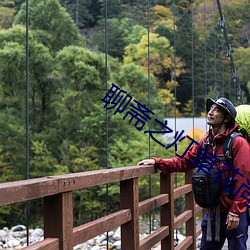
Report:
0,165,203,250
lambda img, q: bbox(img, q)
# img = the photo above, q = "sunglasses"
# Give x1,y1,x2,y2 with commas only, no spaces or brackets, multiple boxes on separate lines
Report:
215,99,228,108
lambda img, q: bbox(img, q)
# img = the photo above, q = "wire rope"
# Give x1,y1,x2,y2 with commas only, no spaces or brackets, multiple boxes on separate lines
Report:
228,64,231,100
173,0,176,141
25,0,30,245
104,0,109,248
213,0,217,96
191,1,195,138
203,0,207,98
76,0,79,27
215,0,242,104
172,0,179,245
147,0,152,234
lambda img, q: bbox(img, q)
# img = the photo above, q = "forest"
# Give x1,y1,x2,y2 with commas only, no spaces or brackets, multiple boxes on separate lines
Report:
0,0,249,228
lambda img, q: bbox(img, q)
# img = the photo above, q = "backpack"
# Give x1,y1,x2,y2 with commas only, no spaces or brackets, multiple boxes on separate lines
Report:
192,131,244,208
235,105,250,141
191,150,222,208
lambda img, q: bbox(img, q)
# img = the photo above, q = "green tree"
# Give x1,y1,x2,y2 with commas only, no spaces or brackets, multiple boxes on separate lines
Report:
234,46,250,102
124,32,185,87
87,17,138,60
61,0,101,28
0,6,15,29
0,25,55,132
30,141,57,177
14,0,84,52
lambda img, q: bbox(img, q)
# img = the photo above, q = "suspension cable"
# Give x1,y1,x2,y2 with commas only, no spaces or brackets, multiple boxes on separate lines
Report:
104,0,109,248
213,0,217,96
173,0,176,137
172,0,179,245
203,0,207,98
25,0,30,245
216,0,242,104
147,0,152,234
219,35,225,96
191,0,195,136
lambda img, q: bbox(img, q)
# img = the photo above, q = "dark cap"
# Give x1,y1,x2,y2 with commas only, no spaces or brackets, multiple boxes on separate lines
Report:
206,97,237,119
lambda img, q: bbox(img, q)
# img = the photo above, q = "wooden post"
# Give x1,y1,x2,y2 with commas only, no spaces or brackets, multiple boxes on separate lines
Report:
44,192,73,250
185,171,196,250
161,173,174,250
120,178,139,250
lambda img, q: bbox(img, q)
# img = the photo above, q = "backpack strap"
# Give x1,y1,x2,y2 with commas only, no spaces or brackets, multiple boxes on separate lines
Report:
201,141,221,242
201,141,207,150
223,131,242,165
205,132,241,242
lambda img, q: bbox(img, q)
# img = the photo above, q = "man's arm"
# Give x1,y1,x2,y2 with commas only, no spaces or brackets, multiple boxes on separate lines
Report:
229,136,250,215
137,139,201,174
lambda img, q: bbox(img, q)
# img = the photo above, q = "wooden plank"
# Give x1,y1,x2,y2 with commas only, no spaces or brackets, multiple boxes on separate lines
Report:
196,225,202,237
44,192,73,250
0,177,59,206
0,165,156,206
174,184,192,199
161,173,174,250
185,172,196,250
195,204,203,213
139,194,169,215
174,236,193,250
73,209,131,245
139,226,169,250
22,238,59,250
120,178,140,250
57,165,156,192
174,210,192,229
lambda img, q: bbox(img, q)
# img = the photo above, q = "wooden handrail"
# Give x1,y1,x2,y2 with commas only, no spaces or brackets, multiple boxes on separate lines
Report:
0,165,203,250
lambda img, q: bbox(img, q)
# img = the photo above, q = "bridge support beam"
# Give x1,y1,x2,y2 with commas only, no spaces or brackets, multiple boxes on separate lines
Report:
185,171,196,250
161,172,174,250
44,192,73,250
120,178,139,250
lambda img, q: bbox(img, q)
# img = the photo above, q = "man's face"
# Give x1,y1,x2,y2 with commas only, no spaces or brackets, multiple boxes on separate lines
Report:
207,104,226,127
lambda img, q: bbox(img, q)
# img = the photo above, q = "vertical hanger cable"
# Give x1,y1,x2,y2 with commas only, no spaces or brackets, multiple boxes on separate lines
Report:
147,0,152,234
204,0,207,98
104,0,109,247
216,0,242,104
25,0,30,245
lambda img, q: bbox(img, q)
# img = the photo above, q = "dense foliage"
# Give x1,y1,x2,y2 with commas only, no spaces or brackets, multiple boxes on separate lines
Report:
0,0,249,227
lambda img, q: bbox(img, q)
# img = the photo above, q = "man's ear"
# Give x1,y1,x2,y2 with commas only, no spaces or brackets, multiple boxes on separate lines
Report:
224,114,232,123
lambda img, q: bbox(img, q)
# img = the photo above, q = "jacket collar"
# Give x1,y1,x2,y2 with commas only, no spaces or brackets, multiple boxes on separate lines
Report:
205,124,239,145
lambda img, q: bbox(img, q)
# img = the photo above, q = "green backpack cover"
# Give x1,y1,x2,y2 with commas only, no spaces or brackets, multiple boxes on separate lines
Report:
235,105,250,140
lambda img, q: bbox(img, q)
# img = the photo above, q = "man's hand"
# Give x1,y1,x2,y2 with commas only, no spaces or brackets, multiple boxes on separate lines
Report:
137,159,155,166
226,213,240,230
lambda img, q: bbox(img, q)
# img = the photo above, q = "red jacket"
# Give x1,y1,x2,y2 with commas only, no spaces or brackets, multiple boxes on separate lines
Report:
154,124,250,216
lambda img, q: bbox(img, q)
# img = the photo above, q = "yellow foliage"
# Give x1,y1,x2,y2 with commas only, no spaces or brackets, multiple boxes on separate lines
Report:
200,112,207,118
158,89,174,105
124,32,186,79
174,56,186,77
124,33,172,73
166,80,180,91
166,107,181,117
175,127,206,159
149,5,174,32
0,7,14,29
187,128,206,141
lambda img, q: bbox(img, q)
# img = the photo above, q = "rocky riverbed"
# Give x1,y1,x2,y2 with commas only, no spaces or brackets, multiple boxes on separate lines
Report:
0,225,158,249
0,225,189,249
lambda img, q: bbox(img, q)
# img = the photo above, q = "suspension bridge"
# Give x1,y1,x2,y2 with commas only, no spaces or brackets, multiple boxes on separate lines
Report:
0,164,202,249
0,0,248,249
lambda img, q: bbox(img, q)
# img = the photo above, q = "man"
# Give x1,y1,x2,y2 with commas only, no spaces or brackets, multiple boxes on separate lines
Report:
138,97,250,250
